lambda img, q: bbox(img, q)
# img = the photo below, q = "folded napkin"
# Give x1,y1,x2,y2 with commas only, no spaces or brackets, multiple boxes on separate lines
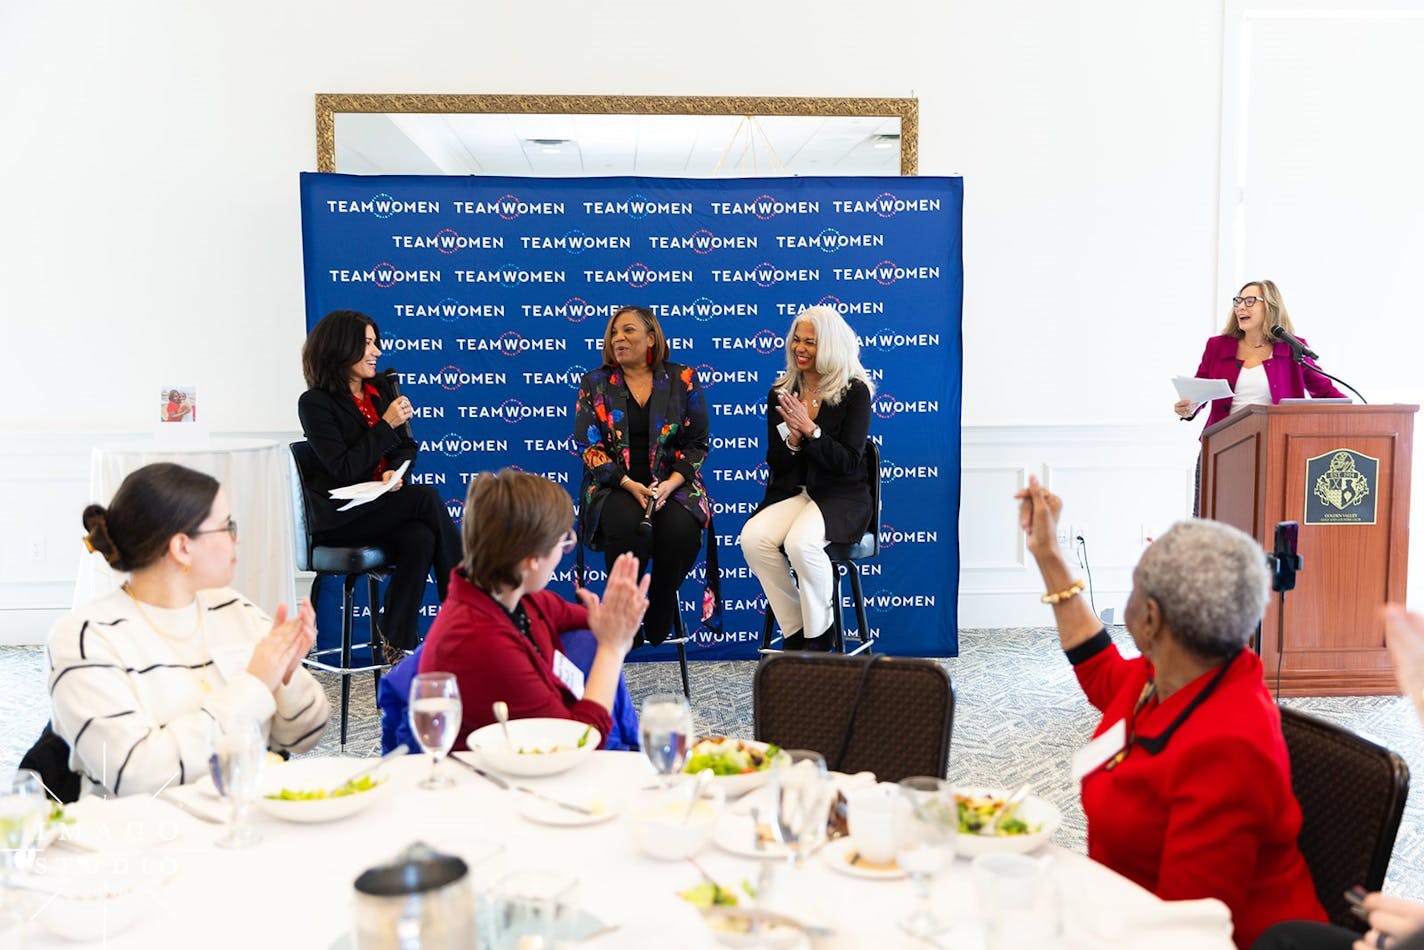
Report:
62,790,202,851
1057,859,1234,950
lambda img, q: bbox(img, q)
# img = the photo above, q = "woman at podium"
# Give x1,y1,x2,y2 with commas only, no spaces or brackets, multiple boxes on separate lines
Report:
1173,280,1344,429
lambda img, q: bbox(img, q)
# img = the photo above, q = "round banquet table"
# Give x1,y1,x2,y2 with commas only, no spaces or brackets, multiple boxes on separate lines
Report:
72,438,297,614
24,752,1238,950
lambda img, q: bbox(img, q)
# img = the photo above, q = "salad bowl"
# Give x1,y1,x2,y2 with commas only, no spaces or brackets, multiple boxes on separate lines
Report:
256,756,396,823
682,737,780,797
952,786,1061,857
468,718,600,777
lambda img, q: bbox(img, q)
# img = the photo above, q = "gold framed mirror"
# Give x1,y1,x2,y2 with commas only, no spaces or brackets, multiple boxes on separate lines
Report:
316,94,918,177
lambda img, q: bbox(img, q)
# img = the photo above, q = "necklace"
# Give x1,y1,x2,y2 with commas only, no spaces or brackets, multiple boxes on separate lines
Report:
122,583,205,641
1246,337,1270,349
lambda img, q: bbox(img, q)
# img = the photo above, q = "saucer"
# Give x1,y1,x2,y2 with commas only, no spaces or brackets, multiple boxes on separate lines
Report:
517,794,619,827
820,837,906,880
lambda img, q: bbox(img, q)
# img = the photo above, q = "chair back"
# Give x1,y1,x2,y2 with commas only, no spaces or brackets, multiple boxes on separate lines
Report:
841,440,881,561
1280,706,1410,932
287,441,318,573
753,652,952,782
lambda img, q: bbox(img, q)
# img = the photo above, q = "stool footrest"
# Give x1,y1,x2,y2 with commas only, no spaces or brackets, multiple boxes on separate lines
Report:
302,657,392,676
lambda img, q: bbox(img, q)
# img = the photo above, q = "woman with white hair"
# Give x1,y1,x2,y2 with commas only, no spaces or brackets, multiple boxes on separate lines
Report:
741,306,875,652
1017,475,1326,949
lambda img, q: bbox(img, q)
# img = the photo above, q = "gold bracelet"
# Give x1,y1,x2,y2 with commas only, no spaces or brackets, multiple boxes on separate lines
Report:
1041,579,1086,605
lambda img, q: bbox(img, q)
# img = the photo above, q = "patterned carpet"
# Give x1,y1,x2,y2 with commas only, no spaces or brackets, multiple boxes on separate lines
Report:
7,627,1424,900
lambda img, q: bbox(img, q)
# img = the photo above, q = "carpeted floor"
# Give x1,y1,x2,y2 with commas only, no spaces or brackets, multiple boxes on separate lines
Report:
7,626,1424,900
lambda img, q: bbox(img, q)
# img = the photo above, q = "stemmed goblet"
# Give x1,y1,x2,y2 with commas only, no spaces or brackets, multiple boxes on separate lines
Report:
210,719,267,849
896,776,957,938
409,672,462,790
767,749,833,867
639,693,693,789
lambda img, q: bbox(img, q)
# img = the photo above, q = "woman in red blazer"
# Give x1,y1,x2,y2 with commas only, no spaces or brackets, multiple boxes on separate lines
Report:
1017,476,1327,949
1174,280,1344,430
419,469,649,751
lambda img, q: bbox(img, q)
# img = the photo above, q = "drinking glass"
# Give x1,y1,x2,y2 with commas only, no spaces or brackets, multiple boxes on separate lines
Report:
409,672,462,790
768,749,832,866
209,719,267,849
489,869,576,950
896,776,957,938
0,769,47,876
639,693,693,788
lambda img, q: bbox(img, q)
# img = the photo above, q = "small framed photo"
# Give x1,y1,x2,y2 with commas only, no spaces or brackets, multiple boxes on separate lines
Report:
161,386,198,423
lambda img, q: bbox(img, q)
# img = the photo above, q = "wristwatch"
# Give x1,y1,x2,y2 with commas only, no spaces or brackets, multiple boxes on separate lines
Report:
809,426,822,440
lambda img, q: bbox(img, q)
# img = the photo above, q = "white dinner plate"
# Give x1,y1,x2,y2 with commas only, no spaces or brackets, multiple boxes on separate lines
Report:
712,812,792,860
517,793,620,827
256,757,396,823
819,836,906,880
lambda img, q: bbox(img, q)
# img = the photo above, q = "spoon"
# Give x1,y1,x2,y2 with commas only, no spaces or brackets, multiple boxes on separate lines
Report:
330,743,407,795
682,769,712,823
981,784,1032,836
492,701,513,750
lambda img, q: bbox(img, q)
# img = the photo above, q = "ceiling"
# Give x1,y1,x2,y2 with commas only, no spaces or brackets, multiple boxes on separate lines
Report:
333,112,903,177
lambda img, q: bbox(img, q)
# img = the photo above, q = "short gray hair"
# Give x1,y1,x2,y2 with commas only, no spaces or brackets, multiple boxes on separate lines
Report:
1133,519,1269,657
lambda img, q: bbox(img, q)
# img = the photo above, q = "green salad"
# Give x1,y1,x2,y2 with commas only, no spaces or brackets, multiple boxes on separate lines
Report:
955,791,1036,836
518,726,593,754
683,737,780,777
265,775,385,801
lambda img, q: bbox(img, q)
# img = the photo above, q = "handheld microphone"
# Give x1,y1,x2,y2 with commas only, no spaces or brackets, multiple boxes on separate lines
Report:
638,492,656,537
381,368,415,439
1270,325,1319,361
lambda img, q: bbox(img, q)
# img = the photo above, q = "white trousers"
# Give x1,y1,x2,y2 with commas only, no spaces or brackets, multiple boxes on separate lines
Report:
739,489,833,638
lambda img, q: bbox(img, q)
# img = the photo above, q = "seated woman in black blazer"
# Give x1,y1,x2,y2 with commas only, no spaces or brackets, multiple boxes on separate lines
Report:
297,309,460,659
740,305,875,652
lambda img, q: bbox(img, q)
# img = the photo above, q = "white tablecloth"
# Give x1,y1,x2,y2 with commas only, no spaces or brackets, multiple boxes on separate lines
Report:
73,438,297,614
22,754,1236,949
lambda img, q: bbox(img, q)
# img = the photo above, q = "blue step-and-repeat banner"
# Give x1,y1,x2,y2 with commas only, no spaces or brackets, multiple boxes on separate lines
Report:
299,173,962,660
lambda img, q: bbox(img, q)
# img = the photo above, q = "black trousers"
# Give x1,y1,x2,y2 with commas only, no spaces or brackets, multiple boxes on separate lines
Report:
314,484,461,650
597,490,702,645
1250,921,1358,950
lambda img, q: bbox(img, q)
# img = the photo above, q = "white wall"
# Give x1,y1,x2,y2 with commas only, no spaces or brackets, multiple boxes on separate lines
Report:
1,0,1419,641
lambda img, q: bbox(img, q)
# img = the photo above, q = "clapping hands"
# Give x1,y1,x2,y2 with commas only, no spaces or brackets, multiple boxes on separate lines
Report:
576,552,651,656
247,598,317,691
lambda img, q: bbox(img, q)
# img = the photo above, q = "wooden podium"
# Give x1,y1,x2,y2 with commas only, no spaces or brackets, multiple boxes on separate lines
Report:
1201,403,1416,696
1201,404,1412,697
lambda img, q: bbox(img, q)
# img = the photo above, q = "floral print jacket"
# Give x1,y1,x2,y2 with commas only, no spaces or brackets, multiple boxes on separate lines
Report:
573,361,712,543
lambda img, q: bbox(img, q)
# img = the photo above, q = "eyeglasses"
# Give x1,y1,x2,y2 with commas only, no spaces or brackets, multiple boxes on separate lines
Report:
558,529,578,554
192,518,238,541
1232,296,1264,308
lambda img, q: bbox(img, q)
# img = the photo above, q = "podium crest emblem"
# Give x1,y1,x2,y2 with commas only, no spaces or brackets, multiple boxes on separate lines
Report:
1304,449,1378,525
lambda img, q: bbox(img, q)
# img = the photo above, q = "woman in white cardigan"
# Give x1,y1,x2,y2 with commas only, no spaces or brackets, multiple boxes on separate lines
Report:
48,462,329,797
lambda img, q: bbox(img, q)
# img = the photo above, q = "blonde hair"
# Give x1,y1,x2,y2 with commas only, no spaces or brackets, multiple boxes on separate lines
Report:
1221,279,1297,339
772,306,876,405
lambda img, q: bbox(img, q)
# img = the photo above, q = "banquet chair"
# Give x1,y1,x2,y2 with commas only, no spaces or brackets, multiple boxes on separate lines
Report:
1279,706,1410,932
288,441,395,748
759,440,881,656
753,652,952,783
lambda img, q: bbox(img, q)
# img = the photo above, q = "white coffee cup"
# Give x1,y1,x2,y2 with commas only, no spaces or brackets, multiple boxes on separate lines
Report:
846,783,904,864
972,853,1060,948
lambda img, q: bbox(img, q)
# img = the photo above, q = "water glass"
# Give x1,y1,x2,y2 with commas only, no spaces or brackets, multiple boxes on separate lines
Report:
409,672,462,790
896,776,956,938
0,769,47,875
489,869,576,950
973,853,1061,948
639,693,692,788
209,720,267,849
768,749,832,865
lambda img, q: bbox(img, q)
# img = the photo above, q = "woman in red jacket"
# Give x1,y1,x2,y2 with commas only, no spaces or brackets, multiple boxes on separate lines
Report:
1017,476,1326,950
419,469,649,751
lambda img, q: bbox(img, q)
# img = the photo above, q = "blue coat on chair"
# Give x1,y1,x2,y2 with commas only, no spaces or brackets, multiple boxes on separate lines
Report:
377,630,641,753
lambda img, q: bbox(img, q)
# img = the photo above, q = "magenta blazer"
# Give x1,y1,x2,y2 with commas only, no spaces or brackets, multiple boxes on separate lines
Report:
1186,334,1344,432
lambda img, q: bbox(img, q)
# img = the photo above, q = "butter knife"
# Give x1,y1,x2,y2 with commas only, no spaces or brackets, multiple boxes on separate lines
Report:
156,789,225,825
701,905,833,938
448,756,592,815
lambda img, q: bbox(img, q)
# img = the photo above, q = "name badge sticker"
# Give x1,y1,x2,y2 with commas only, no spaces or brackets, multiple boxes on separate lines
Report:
1071,718,1127,783
552,649,586,700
